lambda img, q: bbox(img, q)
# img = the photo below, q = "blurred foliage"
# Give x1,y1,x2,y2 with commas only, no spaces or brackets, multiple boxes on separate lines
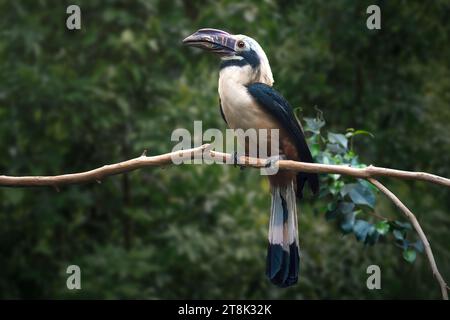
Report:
0,0,448,299
305,114,423,263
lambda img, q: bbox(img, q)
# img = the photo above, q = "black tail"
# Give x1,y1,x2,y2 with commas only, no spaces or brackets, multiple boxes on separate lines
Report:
266,182,299,287
296,172,319,200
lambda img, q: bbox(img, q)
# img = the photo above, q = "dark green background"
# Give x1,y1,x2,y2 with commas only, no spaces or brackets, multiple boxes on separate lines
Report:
0,0,449,299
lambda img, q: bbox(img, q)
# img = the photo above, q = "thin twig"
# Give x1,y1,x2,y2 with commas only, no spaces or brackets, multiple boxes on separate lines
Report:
366,210,392,221
368,178,449,300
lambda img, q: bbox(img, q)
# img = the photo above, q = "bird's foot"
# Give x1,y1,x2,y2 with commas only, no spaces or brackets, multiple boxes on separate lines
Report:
264,154,286,168
233,151,246,170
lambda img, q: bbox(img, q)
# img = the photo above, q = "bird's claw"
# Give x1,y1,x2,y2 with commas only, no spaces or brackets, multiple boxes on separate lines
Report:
264,155,286,168
233,151,246,170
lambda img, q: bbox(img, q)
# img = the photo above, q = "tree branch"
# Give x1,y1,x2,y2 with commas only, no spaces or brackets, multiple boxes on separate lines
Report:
209,150,450,188
368,178,449,300
1,144,449,188
0,145,209,187
0,144,448,299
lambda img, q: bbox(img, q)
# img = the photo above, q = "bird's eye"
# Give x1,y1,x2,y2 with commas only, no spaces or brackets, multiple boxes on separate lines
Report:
237,40,245,49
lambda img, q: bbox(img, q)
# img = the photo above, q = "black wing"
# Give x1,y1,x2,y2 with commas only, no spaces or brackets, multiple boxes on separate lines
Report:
247,82,319,198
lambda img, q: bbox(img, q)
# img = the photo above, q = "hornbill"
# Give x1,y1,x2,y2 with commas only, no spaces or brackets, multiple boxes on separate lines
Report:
183,28,319,287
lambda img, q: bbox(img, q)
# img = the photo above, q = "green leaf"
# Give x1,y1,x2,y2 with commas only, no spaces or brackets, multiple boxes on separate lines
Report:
393,229,404,241
344,150,355,161
338,202,355,214
328,132,348,149
304,117,325,134
310,143,321,157
353,220,372,242
330,174,341,180
326,143,347,155
340,212,355,234
327,202,337,211
375,221,390,235
403,249,417,263
343,183,376,208
340,183,354,197
358,179,378,192
352,130,375,138
394,221,412,230
329,180,344,195
365,226,379,246
325,202,338,220
412,240,424,253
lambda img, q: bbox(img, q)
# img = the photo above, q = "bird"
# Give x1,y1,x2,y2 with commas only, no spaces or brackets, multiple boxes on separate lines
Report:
183,28,319,287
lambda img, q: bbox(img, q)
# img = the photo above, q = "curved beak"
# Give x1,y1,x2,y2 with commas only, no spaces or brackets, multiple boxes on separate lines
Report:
182,28,236,56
